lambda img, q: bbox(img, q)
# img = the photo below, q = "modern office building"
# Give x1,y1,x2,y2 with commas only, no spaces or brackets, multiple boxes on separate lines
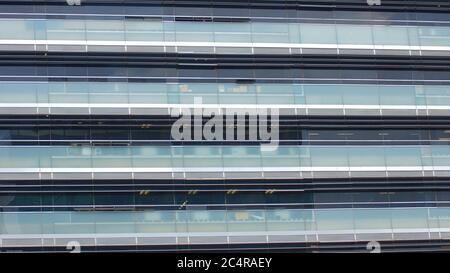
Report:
2,0,450,252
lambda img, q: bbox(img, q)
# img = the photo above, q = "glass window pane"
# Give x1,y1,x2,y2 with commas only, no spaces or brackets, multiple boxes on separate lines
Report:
337,25,373,45
214,22,251,43
300,24,337,44
252,22,290,43
373,25,409,45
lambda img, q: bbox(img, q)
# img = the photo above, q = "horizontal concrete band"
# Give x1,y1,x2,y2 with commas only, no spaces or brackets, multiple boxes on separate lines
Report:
0,229,445,247
0,104,448,116
0,166,444,180
1,40,450,56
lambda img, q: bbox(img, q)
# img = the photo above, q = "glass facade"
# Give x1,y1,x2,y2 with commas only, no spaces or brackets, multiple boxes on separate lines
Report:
1,19,450,47
1,207,448,235
1,1,450,252
0,82,450,107
0,145,446,170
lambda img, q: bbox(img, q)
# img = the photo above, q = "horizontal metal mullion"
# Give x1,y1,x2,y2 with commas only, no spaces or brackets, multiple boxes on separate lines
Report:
3,52,450,67
1,200,449,210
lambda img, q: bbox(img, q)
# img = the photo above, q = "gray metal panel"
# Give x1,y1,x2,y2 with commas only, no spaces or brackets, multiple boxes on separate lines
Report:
355,233,393,241
387,171,423,178
0,172,40,180
296,108,307,116
172,172,185,179
178,46,214,54
96,237,136,246
308,109,344,116
350,171,387,178
430,232,441,240
215,47,253,54
375,49,410,56
317,234,354,242
253,47,290,54
3,238,42,247
268,235,306,243
127,46,165,53
421,50,450,56
263,171,301,179
177,237,189,245
36,45,47,52
339,49,374,55
224,171,263,179
42,238,55,247
278,108,296,116
417,109,428,116
134,172,173,179
185,172,224,179
302,48,338,55
166,46,176,53
53,172,92,180
88,45,126,52
305,234,318,242
137,236,177,245
428,109,450,116
90,107,129,115
0,44,35,51
0,107,37,115
291,48,301,54
300,171,314,179
40,172,52,180
313,171,349,179
93,172,132,180
48,45,85,52
189,236,228,245
229,235,267,244
37,107,51,115
54,238,96,247
51,107,90,115
393,232,429,240
40,173,52,180
382,109,417,116
131,107,170,115
345,109,381,116
435,171,450,177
